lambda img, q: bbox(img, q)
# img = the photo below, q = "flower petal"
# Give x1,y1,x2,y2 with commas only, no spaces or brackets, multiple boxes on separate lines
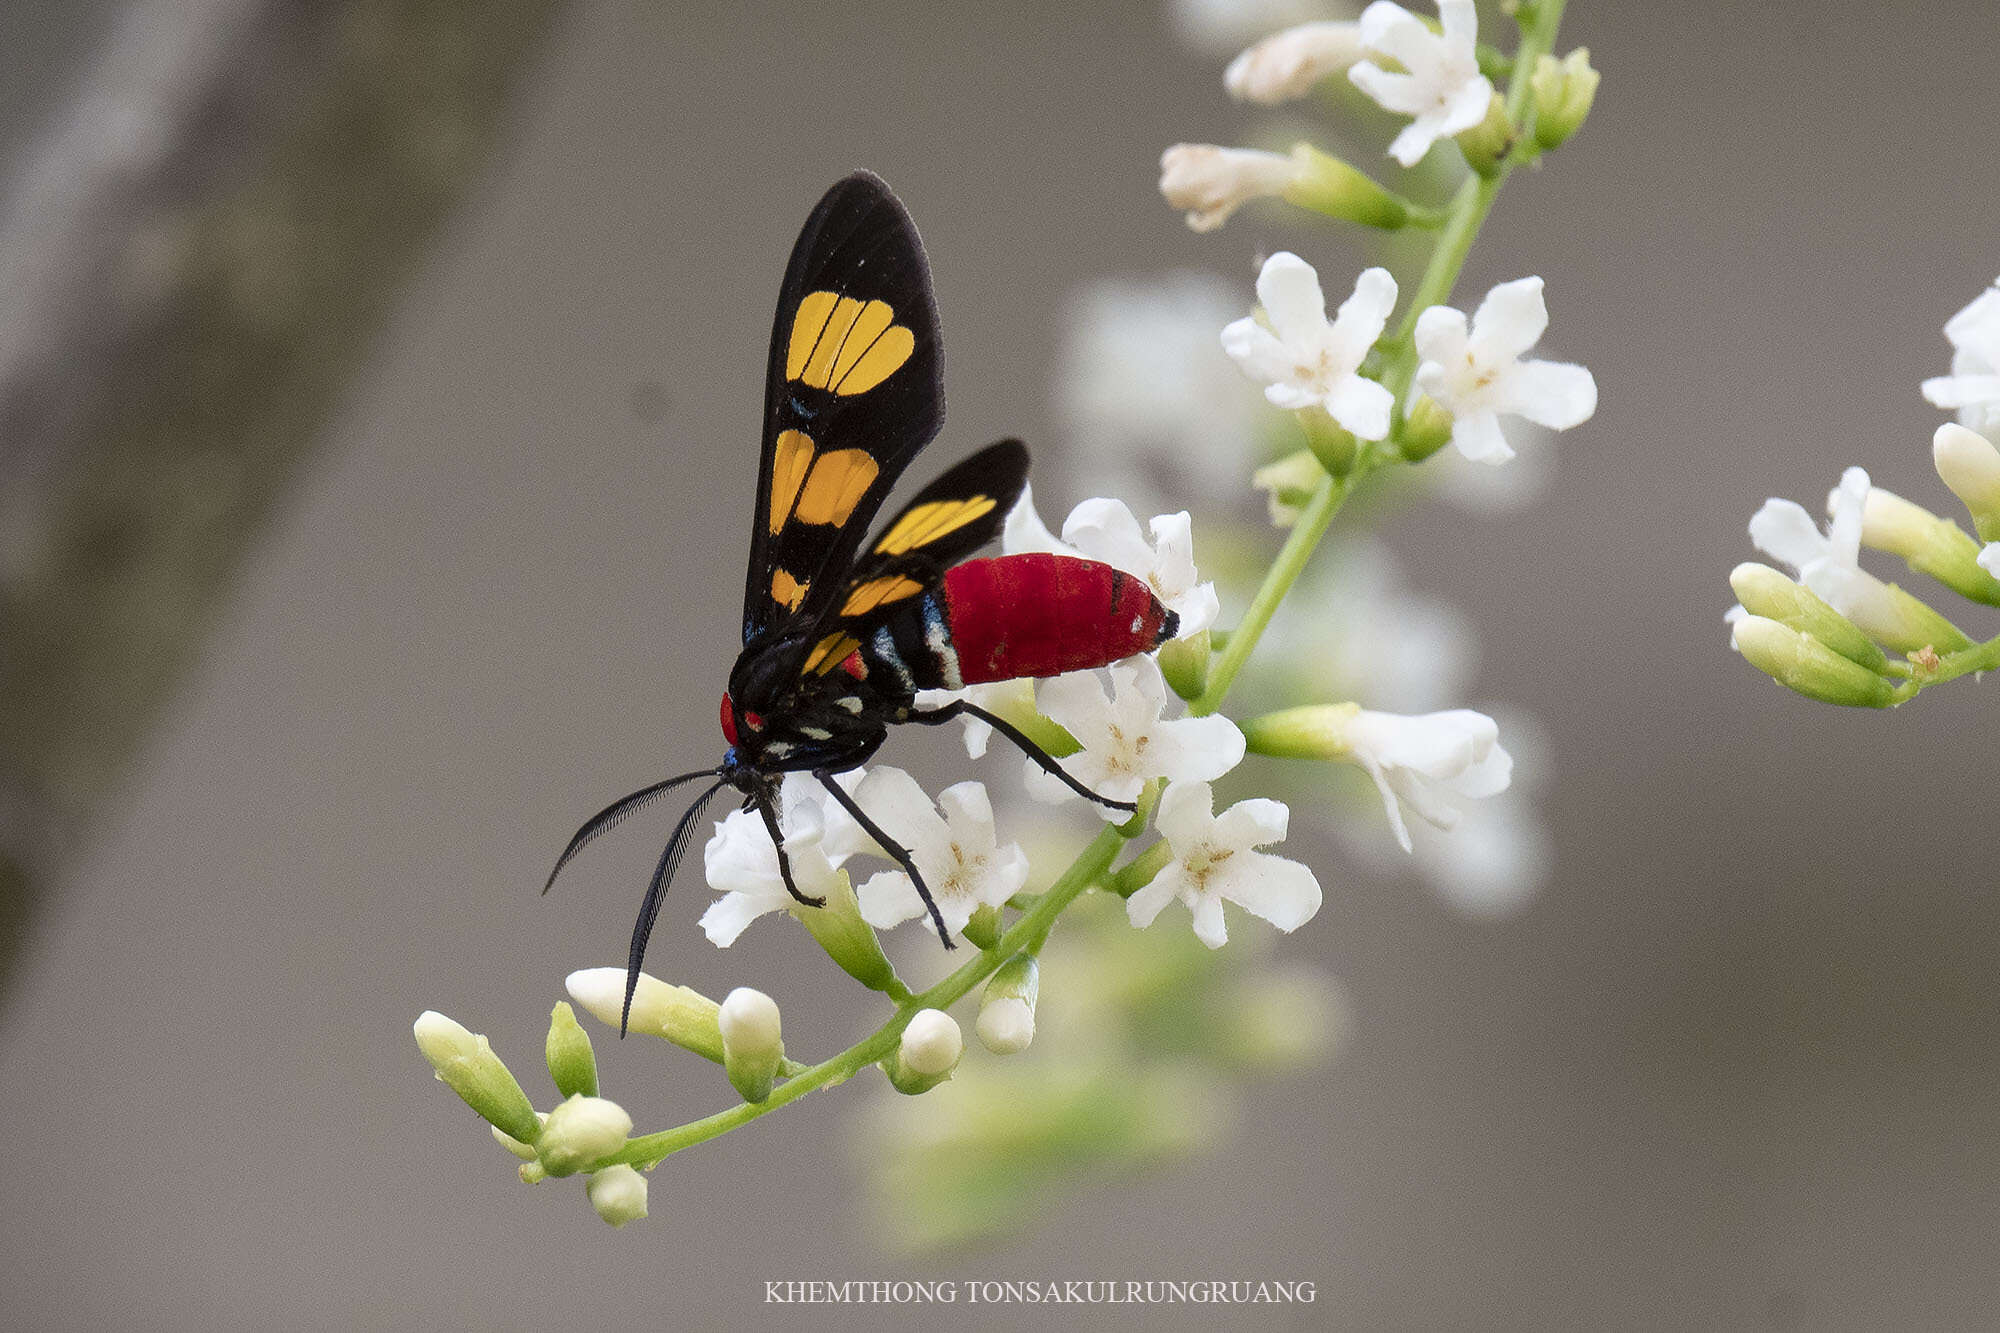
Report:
1450,409,1514,464
1467,276,1549,365
1326,374,1395,442
1218,851,1322,933
1254,252,1330,348
1213,795,1290,850
1747,498,1826,571
1412,303,1469,365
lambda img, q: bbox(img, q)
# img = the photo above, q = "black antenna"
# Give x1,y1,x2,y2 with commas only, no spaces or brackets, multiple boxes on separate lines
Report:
621,778,728,1036
542,767,724,895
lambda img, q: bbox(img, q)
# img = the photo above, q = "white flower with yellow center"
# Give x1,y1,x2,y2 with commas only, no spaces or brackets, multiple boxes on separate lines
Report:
1129,780,1323,948
1348,0,1493,166
825,768,1028,935
1413,276,1597,465
1222,253,1398,439
1025,657,1245,817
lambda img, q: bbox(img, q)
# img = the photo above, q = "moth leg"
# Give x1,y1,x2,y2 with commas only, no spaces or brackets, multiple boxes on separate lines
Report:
813,767,955,950
755,792,825,908
908,699,1137,812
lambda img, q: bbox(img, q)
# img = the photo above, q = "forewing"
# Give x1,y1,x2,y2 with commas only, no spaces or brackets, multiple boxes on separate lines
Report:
744,172,945,646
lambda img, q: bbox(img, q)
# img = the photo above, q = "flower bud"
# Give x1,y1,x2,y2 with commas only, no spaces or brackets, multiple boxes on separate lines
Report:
1300,407,1358,476
586,1164,649,1228
976,954,1040,1056
1159,144,1296,232
793,869,899,994
1240,702,1363,761
1853,484,2000,606
1280,144,1414,231
1933,423,2000,541
1731,615,1895,708
1156,629,1210,702
1224,22,1365,105
1252,450,1325,528
567,968,724,1064
1530,48,1598,150
492,1115,547,1161
1398,394,1456,462
717,987,785,1104
544,1001,598,1099
1454,91,1514,177
1855,581,1975,656
1728,562,1886,672
536,1094,633,1176
961,903,1003,952
518,1161,547,1184
412,1011,543,1145
883,1008,963,1095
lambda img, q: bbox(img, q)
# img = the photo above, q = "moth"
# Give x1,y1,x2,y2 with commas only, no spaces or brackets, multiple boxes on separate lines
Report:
544,173,1178,1030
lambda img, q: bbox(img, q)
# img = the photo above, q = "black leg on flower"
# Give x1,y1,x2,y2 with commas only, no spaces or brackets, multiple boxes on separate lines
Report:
755,790,824,908
813,767,953,950
908,699,1135,811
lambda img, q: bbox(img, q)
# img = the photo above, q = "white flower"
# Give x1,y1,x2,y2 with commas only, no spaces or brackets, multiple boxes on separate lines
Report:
1225,21,1367,104
1348,1,1494,167
1341,707,1512,852
1748,467,1906,640
1170,0,1354,53
1413,277,1597,465
1025,657,1245,817
1057,273,1266,505
1128,780,1323,948
699,772,848,947
1223,254,1397,439
1003,484,1220,637
1159,144,1297,232
829,769,1028,935
1921,277,2000,441
1981,544,2000,579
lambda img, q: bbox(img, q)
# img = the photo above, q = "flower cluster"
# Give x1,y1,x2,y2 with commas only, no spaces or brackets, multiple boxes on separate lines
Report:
411,0,1593,1238
1727,278,2000,708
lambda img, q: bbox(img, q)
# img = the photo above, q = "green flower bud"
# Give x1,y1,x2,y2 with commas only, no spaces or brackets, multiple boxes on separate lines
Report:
961,903,1003,952
1251,450,1325,528
1867,582,1975,656
1157,629,1210,702
1454,91,1514,177
567,968,724,1064
1280,143,1414,230
976,955,1040,1056
1300,407,1358,477
412,1011,542,1145
537,1094,633,1176
1858,485,2000,606
794,868,900,993
1239,702,1363,761
1731,615,1895,708
717,987,785,1104
1530,48,1598,149
586,1164,649,1228
1933,423,2000,541
544,1001,598,1099
1728,563,1887,672
883,1008,963,1095
518,1161,547,1185
1398,394,1456,462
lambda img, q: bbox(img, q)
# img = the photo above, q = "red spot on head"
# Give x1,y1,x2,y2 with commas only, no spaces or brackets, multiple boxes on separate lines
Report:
719,692,737,747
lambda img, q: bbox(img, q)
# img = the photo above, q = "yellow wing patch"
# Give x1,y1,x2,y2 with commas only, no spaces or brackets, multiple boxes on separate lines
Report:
786,290,914,395
794,448,879,526
769,431,882,532
873,496,999,557
804,632,860,675
771,568,808,611
840,575,923,618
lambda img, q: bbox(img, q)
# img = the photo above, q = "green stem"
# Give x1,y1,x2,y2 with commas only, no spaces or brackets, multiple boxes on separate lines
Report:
603,824,1130,1171
1888,632,2000,703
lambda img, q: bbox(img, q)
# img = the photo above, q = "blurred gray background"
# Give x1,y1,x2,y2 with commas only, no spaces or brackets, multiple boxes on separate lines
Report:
3,2,1998,1328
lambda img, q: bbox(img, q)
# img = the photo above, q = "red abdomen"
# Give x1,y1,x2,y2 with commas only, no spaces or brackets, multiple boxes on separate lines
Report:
942,554,1176,684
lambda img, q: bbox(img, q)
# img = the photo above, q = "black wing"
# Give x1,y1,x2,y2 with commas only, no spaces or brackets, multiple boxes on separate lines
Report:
791,439,1028,677
743,173,945,648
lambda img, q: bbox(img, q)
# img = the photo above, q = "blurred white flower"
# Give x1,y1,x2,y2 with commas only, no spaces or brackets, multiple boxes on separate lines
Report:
1056,272,1266,503
1263,539,1477,711
1004,485,1220,637
1159,144,1297,232
1748,467,1908,642
1349,1,1493,167
1223,254,1397,439
1339,707,1512,852
1170,0,1355,53
1413,277,1597,465
830,769,1028,935
1225,21,1366,103
699,772,848,947
1026,657,1245,816
1129,780,1323,948
1921,277,2000,441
